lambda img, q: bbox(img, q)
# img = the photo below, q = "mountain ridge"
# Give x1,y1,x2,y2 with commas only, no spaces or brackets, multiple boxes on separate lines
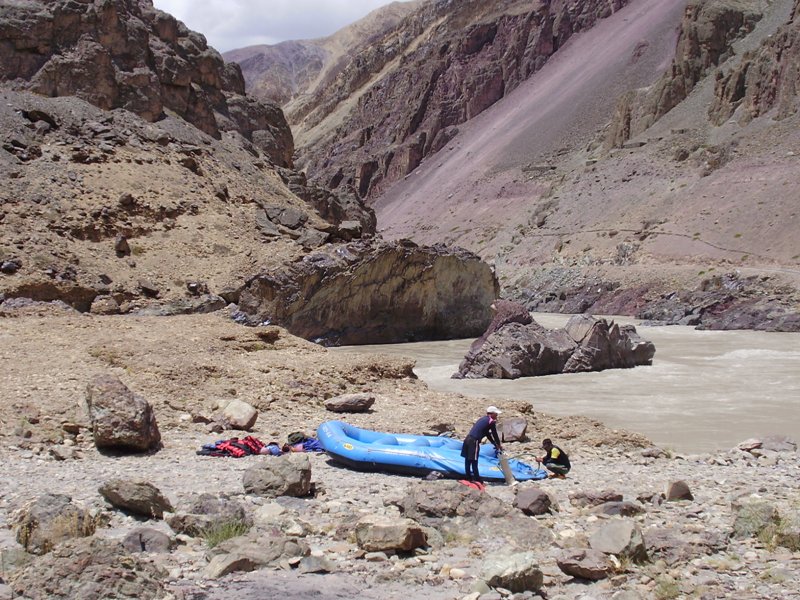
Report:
229,0,800,330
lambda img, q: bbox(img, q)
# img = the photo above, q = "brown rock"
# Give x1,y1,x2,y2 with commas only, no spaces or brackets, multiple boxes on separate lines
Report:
557,548,614,581
324,393,376,413
665,480,693,501
98,479,173,519
10,537,167,599
85,375,161,453
514,487,552,516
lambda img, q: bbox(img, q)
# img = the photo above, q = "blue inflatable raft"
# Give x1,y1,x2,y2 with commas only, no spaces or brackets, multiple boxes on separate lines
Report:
317,421,547,481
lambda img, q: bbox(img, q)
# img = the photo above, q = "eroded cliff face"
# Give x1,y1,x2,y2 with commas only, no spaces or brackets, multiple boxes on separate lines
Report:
605,0,766,148
238,239,499,345
0,2,500,344
285,0,629,199
710,0,800,123
0,0,293,166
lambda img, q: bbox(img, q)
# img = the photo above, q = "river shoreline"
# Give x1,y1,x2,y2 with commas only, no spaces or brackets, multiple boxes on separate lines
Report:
341,314,800,454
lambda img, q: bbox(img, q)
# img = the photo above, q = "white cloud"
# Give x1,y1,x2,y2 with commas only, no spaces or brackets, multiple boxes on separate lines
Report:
152,0,415,53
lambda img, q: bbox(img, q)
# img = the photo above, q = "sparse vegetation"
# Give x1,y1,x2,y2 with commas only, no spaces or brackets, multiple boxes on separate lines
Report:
87,345,126,368
654,575,680,600
200,519,250,548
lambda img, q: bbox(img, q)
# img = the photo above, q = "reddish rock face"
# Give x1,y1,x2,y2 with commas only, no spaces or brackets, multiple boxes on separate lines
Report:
271,0,629,199
710,0,800,123
606,0,765,148
0,0,293,166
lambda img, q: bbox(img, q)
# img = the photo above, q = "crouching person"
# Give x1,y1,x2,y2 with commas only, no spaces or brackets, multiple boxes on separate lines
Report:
538,438,570,479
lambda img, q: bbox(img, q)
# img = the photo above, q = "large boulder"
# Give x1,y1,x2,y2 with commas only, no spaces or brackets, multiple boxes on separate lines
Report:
455,315,655,379
354,515,427,552
13,494,97,555
393,481,513,522
562,315,655,373
454,321,576,378
589,519,648,562
557,548,614,581
85,375,161,452
238,239,498,345
480,551,544,593
514,487,553,516
204,532,308,578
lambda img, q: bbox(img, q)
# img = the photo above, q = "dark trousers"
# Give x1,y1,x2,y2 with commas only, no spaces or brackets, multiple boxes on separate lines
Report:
544,463,569,476
462,436,481,482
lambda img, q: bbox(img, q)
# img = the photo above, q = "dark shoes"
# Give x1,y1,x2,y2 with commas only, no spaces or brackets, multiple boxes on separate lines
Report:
549,472,566,479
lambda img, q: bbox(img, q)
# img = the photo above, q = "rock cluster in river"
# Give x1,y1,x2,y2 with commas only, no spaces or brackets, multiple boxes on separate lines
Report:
455,313,655,379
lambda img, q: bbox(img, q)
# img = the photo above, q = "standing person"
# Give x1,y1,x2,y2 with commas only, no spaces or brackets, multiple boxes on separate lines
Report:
538,438,571,479
461,406,504,488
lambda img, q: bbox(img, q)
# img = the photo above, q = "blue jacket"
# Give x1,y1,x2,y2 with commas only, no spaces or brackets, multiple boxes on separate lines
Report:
466,415,501,447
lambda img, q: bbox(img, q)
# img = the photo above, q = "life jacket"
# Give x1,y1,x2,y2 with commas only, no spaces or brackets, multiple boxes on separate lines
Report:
197,435,265,457
545,444,571,469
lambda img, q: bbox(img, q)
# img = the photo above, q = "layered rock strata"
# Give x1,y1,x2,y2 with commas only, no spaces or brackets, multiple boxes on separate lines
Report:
605,0,765,148
0,0,293,166
710,0,800,123
237,239,499,345
284,0,630,198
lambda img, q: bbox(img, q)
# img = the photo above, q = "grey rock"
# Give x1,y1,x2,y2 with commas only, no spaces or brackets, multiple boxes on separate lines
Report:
665,480,693,501
121,527,173,553
324,393,376,413
498,417,528,442
166,494,249,536
242,454,312,498
557,548,613,581
480,551,544,593
589,519,648,562
98,479,173,519
12,494,96,555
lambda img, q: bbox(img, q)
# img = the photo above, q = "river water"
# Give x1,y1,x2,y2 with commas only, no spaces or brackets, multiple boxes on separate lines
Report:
341,314,800,454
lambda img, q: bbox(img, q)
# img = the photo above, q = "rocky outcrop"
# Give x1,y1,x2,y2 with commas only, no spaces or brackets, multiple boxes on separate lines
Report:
0,0,293,166
13,494,98,555
0,85,375,314
710,0,800,123
605,0,764,148
10,537,168,600
288,0,629,198
454,315,655,379
237,239,499,345
517,272,800,333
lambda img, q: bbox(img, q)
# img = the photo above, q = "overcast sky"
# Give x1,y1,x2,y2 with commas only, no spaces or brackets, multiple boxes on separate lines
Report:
152,0,414,53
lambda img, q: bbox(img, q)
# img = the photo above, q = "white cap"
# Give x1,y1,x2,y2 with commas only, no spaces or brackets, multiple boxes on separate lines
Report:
486,405,501,415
